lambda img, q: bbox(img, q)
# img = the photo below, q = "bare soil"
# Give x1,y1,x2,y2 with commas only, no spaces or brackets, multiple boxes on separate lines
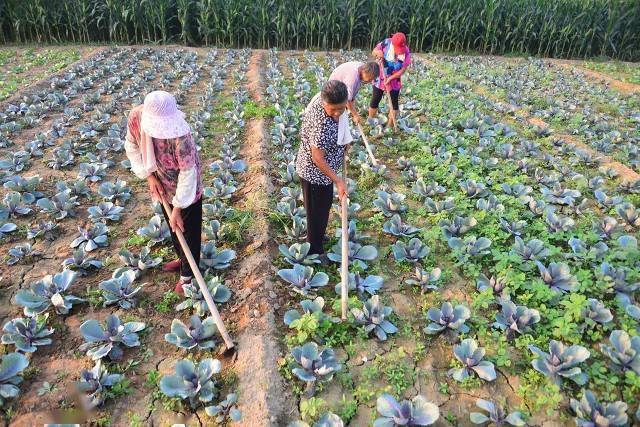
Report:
546,58,640,95
231,49,297,426
0,46,101,111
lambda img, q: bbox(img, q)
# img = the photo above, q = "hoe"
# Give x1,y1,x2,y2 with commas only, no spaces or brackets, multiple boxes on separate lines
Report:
160,196,236,356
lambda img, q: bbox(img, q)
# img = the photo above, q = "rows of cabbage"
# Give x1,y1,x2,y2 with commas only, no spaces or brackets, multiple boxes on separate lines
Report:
386,56,640,423
353,52,640,425
0,47,242,424
267,51,639,426
0,47,83,101
429,55,640,173
1,46,174,420
263,50,446,426
145,48,251,423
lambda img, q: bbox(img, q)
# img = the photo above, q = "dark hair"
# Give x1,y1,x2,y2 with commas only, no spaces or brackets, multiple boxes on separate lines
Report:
361,61,380,78
321,80,348,105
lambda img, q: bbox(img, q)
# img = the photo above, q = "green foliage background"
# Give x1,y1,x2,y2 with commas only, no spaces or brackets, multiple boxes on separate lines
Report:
1,0,639,60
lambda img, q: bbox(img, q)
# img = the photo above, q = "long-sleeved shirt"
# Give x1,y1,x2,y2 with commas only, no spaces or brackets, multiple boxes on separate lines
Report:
124,105,203,208
373,38,411,91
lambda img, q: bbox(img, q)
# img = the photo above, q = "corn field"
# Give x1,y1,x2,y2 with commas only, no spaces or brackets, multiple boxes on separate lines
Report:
1,0,639,61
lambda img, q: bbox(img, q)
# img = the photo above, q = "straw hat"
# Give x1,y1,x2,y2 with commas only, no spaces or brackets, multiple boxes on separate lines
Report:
140,91,190,139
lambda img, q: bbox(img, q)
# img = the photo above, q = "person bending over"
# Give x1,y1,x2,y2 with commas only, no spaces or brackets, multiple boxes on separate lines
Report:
124,90,203,294
370,32,411,127
329,61,379,125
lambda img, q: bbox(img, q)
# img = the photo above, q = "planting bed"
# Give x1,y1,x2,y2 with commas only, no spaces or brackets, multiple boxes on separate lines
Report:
0,47,94,101
0,46,638,427
580,61,640,86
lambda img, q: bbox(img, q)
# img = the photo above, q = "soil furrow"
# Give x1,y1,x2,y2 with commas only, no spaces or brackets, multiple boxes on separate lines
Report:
233,49,293,427
547,59,640,95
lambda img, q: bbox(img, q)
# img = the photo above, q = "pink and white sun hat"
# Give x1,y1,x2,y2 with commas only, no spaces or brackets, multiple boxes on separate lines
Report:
140,91,191,139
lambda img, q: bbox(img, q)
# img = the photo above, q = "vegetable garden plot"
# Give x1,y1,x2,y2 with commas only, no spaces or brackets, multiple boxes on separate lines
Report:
581,61,640,86
0,45,639,426
0,46,263,426
266,50,640,426
425,55,640,174
3,0,640,62
0,47,91,101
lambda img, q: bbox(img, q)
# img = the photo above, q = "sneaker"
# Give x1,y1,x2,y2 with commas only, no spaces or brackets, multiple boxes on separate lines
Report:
174,278,189,295
162,259,181,272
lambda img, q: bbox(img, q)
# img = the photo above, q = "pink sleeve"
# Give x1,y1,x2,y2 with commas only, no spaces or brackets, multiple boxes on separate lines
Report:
403,50,411,68
126,109,141,146
175,133,197,170
375,41,384,52
124,109,148,179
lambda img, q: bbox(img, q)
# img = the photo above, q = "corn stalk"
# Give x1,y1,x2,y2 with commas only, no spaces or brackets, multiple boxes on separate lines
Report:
0,0,638,60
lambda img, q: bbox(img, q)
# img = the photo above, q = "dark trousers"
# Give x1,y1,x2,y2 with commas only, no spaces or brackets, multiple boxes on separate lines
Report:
300,178,333,255
160,196,203,278
370,85,400,110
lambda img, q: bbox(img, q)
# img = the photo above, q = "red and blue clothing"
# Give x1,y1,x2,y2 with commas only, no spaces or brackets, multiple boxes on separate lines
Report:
373,38,411,92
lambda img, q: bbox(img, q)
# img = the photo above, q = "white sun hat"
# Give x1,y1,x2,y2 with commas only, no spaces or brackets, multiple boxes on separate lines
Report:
140,91,191,139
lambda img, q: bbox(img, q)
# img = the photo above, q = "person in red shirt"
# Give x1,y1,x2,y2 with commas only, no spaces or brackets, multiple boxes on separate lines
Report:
370,32,411,127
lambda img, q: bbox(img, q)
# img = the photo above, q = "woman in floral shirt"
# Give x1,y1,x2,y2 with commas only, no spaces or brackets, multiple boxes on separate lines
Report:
125,90,203,294
296,80,352,258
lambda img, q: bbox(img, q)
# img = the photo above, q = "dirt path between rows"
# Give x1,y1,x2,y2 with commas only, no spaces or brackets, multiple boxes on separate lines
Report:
418,53,639,96
526,119,640,184
437,57,640,184
426,52,638,99
232,49,295,426
546,59,640,95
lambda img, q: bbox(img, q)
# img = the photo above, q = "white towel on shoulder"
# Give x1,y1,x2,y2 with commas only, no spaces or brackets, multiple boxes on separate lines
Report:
307,93,353,146
337,110,353,146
